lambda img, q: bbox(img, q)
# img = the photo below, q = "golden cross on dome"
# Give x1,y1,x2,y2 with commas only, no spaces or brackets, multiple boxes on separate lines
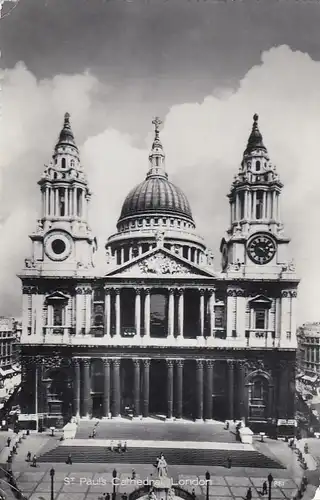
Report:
152,117,162,136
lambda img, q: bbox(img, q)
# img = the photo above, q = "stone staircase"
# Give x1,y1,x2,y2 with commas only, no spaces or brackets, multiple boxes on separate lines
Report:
38,446,284,468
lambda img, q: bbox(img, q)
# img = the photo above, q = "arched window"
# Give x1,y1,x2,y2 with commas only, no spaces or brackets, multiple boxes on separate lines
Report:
61,158,66,169
256,160,261,171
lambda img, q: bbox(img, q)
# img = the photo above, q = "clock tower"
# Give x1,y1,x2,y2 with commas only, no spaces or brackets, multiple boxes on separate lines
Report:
22,112,97,277
220,114,293,278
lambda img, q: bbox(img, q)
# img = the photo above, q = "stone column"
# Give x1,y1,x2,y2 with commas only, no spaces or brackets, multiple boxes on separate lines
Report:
238,361,246,422
104,288,111,337
133,359,141,418
268,383,274,419
144,289,150,337
103,359,111,418
168,288,175,337
178,289,184,337
236,290,246,339
115,289,121,337
175,360,184,419
75,288,83,335
226,289,235,337
142,359,151,418
166,359,174,420
252,191,257,219
199,289,205,337
73,359,81,417
227,360,235,420
85,288,92,334
196,360,204,421
73,187,77,216
208,288,215,336
82,359,91,418
64,187,68,216
112,359,121,417
262,191,266,218
135,289,141,336
205,360,214,421
280,291,291,343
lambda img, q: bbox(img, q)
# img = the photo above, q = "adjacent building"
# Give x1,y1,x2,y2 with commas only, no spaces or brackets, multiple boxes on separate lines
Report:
18,113,299,433
297,323,320,376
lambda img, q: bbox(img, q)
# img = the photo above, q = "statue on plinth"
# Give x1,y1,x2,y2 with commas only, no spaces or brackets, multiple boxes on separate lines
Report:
156,454,168,478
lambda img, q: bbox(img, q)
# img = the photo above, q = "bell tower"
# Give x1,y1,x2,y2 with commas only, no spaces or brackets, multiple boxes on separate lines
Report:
23,112,97,276
220,114,293,277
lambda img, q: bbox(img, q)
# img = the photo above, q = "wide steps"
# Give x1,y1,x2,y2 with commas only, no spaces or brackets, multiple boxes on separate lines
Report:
38,446,284,468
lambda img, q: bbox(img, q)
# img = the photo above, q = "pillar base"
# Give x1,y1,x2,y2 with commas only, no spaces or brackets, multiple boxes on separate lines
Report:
101,416,112,420
174,417,183,421
111,415,122,420
132,416,143,421
204,419,214,423
165,417,175,422
195,418,204,422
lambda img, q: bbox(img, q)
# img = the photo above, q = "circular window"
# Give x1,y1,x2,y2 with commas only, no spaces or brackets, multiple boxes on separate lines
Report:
51,239,66,255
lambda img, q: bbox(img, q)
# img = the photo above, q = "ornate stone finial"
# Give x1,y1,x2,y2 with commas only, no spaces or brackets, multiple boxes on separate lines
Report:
64,112,71,125
253,113,259,123
152,116,162,138
55,111,77,150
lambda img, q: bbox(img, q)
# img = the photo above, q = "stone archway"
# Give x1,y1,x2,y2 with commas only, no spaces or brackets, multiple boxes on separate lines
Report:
245,369,274,421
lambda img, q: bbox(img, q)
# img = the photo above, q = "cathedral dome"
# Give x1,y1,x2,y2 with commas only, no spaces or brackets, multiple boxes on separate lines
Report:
118,176,194,223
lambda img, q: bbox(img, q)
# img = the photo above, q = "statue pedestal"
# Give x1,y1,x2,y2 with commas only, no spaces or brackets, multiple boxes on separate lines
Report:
153,477,172,490
148,477,174,500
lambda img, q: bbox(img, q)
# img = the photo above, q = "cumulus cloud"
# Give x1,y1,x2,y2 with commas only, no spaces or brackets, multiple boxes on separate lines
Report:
1,44,320,323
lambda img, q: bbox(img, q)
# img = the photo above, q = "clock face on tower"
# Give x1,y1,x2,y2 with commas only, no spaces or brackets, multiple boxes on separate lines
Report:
247,234,276,265
44,231,73,261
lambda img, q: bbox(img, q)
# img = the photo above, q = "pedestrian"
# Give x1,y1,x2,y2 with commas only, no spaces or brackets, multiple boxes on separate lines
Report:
131,469,136,480
191,488,196,499
32,454,37,467
66,453,72,465
92,428,96,438
12,445,16,455
122,493,128,500
110,440,114,452
106,493,110,500
122,441,127,452
117,440,122,452
26,451,31,462
6,437,11,447
246,487,252,500
227,456,232,468
262,481,267,495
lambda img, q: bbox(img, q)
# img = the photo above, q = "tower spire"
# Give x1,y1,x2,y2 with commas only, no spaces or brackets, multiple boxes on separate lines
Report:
55,112,78,152
244,113,267,155
147,116,167,179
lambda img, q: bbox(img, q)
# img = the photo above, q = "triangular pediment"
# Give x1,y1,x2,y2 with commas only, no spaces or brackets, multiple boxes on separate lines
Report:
45,290,69,302
248,294,272,308
106,247,215,277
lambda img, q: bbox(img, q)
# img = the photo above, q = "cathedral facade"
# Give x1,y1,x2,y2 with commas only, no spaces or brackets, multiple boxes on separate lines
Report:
18,113,298,434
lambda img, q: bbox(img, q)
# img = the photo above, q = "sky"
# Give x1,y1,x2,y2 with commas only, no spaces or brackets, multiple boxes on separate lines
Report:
1,0,320,324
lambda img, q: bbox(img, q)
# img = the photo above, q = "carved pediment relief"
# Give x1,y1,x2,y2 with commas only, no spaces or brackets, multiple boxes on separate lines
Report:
248,294,272,309
106,249,214,277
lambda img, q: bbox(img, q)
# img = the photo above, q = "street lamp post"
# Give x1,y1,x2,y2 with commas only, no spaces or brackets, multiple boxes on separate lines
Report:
267,473,273,500
112,468,117,500
205,471,210,500
50,467,55,500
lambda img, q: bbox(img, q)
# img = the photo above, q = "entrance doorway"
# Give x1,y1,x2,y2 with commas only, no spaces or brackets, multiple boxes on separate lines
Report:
149,360,167,415
92,394,103,418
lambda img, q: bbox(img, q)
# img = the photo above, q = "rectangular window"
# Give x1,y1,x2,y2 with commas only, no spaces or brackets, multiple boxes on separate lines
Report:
53,303,65,326
256,191,263,219
255,309,266,329
214,305,225,328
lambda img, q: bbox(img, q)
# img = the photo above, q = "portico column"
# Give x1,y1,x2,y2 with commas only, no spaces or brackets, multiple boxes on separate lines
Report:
178,289,184,337
166,360,174,420
111,359,121,417
208,288,215,336
82,359,91,418
168,288,175,337
103,359,111,418
115,289,121,337
73,359,80,417
238,361,246,422
142,359,151,418
144,289,150,337
135,289,141,336
84,288,92,334
196,360,204,421
175,360,184,419
64,187,68,216
205,360,214,421
133,359,141,418
104,288,111,337
252,191,257,219
199,289,205,336
227,360,235,420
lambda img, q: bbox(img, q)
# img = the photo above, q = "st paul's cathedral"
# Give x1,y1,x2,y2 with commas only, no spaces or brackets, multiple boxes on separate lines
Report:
18,113,298,434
